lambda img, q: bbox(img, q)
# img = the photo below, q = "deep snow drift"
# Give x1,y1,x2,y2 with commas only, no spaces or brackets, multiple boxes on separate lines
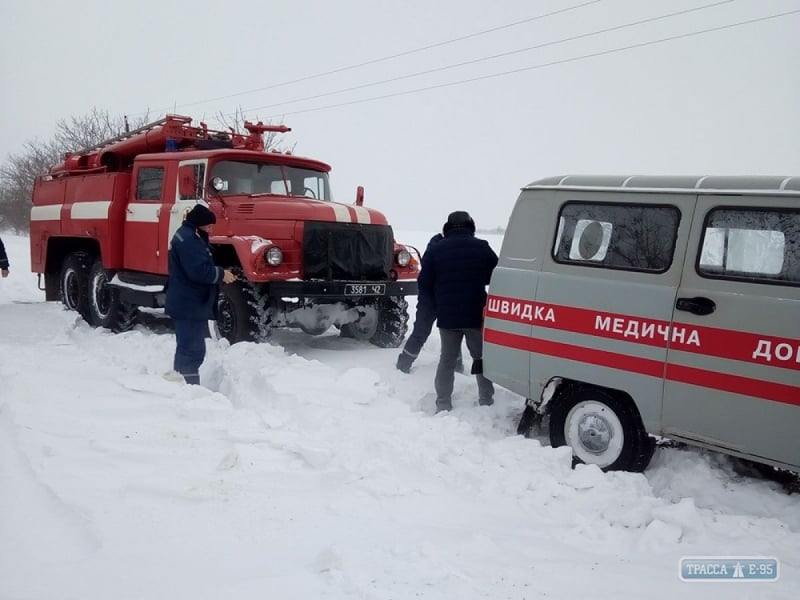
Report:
0,232,798,600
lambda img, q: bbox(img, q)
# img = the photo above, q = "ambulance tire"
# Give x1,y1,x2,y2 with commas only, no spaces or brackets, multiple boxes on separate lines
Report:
549,386,652,473
59,252,92,323
216,274,271,344
87,259,137,332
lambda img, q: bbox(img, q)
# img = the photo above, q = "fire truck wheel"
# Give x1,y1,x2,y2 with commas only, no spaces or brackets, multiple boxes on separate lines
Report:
368,296,410,348
216,275,271,344
87,259,137,332
549,385,652,473
59,252,92,322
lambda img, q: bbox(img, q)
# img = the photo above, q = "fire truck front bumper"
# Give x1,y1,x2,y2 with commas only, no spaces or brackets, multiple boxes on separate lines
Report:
265,280,418,300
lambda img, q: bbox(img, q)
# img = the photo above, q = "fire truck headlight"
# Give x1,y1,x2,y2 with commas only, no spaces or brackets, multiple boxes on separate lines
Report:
265,246,283,266
396,248,411,267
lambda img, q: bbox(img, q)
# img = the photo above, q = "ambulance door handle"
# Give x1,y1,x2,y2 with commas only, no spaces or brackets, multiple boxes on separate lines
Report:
676,296,716,316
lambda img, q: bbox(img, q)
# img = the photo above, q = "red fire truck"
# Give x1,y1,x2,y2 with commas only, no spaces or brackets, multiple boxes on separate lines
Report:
29,115,419,346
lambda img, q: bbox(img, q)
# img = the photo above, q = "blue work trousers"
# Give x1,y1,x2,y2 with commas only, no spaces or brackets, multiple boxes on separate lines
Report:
173,319,207,385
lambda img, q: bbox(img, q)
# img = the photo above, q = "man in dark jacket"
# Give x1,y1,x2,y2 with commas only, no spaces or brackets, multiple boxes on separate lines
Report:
165,205,236,384
0,235,9,278
396,227,463,374
418,211,498,412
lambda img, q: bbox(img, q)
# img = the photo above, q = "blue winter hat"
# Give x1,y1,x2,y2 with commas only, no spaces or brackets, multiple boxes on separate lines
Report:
185,204,216,227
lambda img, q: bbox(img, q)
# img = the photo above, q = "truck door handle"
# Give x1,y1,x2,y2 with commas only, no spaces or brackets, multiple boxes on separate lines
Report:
676,296,716,315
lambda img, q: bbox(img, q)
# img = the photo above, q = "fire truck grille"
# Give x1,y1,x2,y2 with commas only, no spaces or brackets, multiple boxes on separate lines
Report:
303,222,393,281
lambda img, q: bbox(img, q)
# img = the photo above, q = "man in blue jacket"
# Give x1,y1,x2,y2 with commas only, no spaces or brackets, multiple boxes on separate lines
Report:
165,205,236,384
418,211,498,412
396,226,463,374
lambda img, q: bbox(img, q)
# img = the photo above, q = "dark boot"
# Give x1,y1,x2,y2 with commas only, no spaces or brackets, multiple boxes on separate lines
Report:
436,397,452,413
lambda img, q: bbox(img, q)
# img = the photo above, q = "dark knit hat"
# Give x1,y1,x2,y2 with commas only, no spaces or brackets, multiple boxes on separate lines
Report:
445,210,475,234
185,204,216,227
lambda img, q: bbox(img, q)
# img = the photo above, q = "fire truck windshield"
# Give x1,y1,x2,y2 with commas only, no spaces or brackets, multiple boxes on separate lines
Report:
209,160,331,201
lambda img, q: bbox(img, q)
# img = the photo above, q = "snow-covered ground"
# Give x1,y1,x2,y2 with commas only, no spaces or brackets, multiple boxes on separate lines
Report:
0,231,798,600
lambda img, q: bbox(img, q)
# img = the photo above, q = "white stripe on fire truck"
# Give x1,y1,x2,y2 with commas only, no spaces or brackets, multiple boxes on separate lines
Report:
330,203,352,222
352,206,371,224
71,201,112,220
126,203,161,223
30,204,63,221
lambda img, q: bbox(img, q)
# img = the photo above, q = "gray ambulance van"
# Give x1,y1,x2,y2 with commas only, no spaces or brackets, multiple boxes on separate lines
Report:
484,175,799,473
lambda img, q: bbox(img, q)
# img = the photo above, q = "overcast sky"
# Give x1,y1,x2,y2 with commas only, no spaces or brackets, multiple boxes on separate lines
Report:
1,0,798,230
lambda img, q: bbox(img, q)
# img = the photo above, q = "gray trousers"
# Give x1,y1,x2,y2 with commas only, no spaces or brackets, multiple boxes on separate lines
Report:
435,327,494,410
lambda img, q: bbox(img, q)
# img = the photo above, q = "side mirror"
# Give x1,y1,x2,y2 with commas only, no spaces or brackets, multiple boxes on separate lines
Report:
355,185,364,207
211,176,227,192
178,165,198,199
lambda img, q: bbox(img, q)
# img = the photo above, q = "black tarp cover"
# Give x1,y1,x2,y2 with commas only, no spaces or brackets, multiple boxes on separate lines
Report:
303,221,393,280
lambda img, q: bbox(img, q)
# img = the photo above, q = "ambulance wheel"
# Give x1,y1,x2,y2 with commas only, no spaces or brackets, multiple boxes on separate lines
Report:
59,252,92,322
549,386,652,472
87,259,137,331
217,274,271,344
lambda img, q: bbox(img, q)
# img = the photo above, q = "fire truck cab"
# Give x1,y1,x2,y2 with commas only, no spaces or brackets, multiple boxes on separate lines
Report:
30,115,419,346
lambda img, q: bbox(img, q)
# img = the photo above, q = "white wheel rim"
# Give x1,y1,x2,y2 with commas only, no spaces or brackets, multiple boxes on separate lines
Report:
63,268,79,310
564,400,624,468
91,271,111,319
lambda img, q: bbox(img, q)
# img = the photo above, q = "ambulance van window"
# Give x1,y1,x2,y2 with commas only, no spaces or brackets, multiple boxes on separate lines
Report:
554,202,679,272
698,208,800,285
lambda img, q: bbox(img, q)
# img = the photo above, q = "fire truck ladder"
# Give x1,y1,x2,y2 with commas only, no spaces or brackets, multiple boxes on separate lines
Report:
73,115,192,156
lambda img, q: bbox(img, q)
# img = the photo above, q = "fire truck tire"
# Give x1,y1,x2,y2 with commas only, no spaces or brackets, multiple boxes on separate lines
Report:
549,386,652,473
217,275,271,344
59,252,92,322
87,259,137,332
368,295,409,348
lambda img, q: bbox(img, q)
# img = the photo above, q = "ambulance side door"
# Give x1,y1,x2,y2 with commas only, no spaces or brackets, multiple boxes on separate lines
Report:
663,196,800,469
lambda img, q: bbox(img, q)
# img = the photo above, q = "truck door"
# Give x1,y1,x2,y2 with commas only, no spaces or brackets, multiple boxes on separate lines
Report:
159,159,209,274
124,165,165,273
663,195,800,469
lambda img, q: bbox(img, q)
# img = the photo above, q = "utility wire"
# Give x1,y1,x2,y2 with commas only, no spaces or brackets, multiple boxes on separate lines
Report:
128,0,603,117
249,9,799,121
236,0,736,116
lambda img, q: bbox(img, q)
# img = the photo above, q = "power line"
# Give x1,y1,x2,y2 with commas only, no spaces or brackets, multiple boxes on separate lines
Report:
127,0,603,118
250,9,799,121
236,0,736,116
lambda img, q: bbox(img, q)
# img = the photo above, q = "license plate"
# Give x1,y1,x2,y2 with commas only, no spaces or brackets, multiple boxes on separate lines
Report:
344,283,386,296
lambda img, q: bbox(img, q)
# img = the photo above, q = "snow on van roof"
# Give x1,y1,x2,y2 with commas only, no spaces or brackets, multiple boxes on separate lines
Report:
525,175,800,194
